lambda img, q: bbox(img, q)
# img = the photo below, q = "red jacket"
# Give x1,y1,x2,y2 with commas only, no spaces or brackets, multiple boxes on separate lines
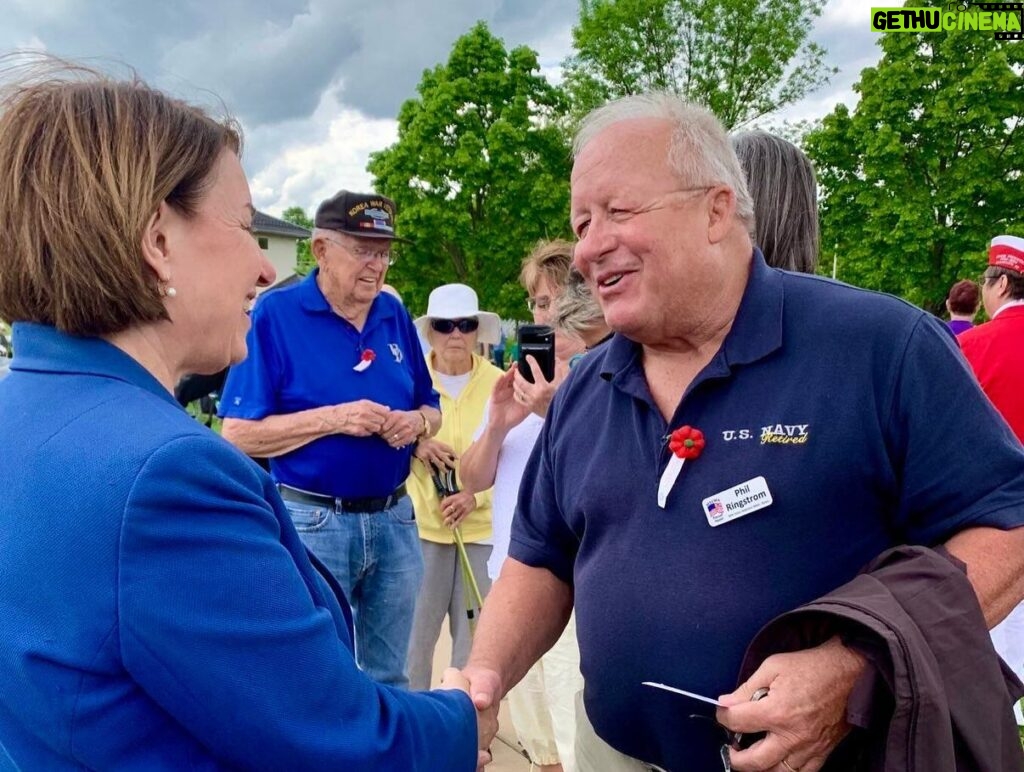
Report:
959,305,1024,443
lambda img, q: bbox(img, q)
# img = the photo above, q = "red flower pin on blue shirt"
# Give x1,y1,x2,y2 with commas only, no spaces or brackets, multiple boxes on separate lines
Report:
353,349,375,372
657,425,705,508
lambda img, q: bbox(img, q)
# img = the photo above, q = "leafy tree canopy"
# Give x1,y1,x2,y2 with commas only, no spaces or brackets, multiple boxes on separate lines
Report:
804,1,1023,312
562,0,835,128
281,206,315,276
368,22,572,318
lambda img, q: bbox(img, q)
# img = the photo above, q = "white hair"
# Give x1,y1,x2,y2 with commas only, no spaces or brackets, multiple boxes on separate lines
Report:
573,93,754,229
554,269,604,338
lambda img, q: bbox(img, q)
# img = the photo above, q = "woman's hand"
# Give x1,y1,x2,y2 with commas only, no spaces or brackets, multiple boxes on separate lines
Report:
488,366,532,434
414,438,458,469
512,355,571,418
441,491,477,528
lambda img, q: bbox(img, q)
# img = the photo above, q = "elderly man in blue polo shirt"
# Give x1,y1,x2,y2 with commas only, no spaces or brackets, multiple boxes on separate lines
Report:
220,190,439,689
463,94,1024,771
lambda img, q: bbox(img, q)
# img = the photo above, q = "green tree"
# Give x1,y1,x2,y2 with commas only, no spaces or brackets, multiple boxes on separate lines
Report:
281,206,315,276
368,22,572,318
804,2,1024,312
562,0,835,128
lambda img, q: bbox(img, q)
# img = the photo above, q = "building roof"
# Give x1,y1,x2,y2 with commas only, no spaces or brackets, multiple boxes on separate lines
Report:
252,211,312,239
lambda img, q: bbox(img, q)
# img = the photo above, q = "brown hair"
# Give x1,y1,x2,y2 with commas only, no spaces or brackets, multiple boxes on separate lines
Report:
947,279,980,314
732,130,819,274
983,268,1024,301
0,57,241,335
519,239,575,295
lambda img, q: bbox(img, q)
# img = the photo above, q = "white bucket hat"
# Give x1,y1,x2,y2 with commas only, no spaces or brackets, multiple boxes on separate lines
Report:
414,284,502,345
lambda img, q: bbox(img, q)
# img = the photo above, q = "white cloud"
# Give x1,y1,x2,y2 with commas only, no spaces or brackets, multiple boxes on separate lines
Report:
248,83,398,216
0,0,888,215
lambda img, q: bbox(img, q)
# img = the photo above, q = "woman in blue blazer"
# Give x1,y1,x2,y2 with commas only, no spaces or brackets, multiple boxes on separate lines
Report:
0,60,489,771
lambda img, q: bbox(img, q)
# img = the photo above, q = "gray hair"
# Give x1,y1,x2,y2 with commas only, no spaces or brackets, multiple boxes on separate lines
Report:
731,130,819,274
554,269,604,338
573,93,755,230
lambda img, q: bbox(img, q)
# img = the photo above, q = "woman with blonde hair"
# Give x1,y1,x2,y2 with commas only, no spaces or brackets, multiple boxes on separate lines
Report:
0,60,485,770
461,239,585,772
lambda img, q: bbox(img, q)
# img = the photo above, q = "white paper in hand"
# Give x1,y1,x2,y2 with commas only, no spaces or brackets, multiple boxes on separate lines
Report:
642,681,723,707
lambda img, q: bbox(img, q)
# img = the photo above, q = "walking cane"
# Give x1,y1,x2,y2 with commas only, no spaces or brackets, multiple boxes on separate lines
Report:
429,462,485,632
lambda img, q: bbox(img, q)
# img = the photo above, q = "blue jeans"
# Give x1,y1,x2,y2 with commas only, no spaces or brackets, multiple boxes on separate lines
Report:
284,495,424,688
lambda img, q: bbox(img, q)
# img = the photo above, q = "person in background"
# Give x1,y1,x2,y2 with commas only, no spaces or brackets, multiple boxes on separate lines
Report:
946,278,981,335
732,129,819,274
555,269,613,359
463,93,1024,772
959,235,1024,723
0,60,485,770
219,190,439,690
960,235,1024,443
406,283,504,691
460,240,584,772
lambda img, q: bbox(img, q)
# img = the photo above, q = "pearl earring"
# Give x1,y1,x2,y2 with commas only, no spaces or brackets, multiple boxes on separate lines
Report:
166,286,177,298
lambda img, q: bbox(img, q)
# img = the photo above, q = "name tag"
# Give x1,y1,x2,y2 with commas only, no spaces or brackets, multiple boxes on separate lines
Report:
702,476,773,527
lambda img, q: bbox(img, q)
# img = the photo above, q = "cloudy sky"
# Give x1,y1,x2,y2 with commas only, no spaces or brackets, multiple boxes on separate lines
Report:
1,0,878,217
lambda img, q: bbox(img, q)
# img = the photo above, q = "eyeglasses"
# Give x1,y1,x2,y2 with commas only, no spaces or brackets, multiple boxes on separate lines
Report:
526,296,551,312
323,236,395,266
430,318,480,334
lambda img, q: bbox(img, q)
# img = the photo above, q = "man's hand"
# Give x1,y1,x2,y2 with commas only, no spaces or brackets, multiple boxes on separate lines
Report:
415,438,458,470
334,400,389,437
441,491,476,528
716,637,866,772
459,665,503,738
379,409,423,448
439,667,498,770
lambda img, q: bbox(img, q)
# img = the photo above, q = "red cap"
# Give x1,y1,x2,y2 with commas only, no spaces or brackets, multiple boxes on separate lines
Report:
989,235,1024,273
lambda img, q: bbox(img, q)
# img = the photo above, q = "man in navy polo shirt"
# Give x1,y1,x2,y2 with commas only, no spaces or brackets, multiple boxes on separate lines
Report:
220,190,440,689
463,95,1024,771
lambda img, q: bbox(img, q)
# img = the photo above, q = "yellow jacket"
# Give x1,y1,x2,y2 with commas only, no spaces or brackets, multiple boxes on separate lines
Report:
408,352,503,544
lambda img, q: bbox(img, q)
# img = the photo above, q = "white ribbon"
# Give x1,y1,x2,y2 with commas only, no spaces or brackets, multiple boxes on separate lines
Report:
657,454,685,509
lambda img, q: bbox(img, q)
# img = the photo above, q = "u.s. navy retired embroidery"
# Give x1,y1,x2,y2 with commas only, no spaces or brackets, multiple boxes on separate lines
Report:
720,423,810,444
760,424,809,445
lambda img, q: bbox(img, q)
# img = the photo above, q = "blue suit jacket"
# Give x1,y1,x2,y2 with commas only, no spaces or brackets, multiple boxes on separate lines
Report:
0,323,476,770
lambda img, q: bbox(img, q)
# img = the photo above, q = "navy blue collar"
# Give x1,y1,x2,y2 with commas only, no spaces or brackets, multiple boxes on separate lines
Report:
598,249,784,398
298,269,396,326
10,321,180,408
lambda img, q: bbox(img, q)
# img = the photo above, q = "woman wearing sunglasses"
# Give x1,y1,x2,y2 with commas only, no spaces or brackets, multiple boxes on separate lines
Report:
406,284,504,691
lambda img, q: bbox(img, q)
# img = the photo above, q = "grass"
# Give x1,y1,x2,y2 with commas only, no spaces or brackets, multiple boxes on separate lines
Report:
184,401,222,434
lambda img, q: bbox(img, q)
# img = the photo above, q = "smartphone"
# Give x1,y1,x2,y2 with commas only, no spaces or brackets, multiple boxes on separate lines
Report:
517,324,555,384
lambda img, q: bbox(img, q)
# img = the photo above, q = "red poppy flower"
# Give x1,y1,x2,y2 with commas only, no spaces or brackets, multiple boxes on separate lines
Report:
361,349,376,362
669,425,705,460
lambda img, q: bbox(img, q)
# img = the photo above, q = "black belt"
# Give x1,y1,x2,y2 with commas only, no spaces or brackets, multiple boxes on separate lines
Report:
277,483,407,514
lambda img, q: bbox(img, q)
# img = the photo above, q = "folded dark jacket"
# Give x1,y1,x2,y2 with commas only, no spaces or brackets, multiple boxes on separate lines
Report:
737,545,1024,772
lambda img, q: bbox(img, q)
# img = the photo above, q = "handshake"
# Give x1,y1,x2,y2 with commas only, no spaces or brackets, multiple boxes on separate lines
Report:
439,665,503,770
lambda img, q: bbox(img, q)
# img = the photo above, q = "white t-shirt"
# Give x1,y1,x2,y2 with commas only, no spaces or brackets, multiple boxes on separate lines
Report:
473,401,545,581
435,370,472,400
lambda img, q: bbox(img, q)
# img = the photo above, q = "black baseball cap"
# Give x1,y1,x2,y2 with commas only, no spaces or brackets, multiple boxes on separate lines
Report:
314,190,412,243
